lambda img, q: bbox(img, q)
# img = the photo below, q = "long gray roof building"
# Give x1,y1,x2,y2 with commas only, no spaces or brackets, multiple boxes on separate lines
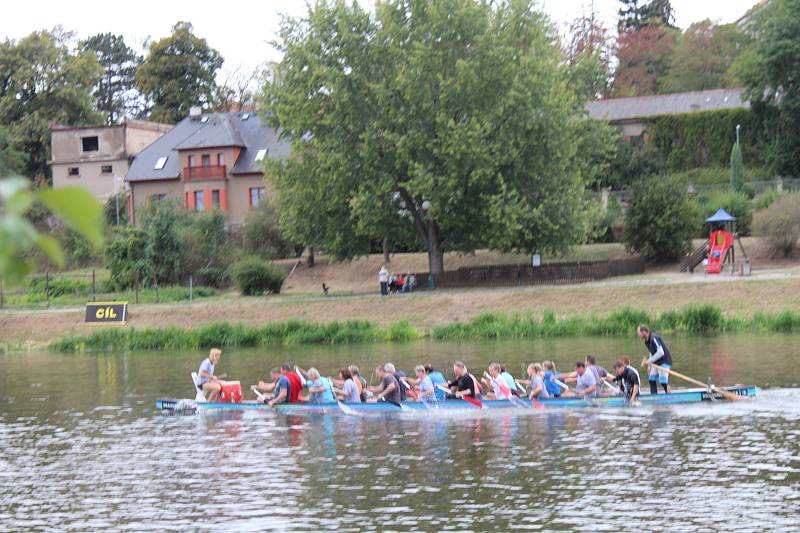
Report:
586,88,749,122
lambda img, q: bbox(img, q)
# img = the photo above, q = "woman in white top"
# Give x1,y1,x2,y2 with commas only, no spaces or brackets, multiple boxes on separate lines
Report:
415,365,436,402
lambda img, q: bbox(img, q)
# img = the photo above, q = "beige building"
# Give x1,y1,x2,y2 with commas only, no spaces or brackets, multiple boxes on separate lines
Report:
126,111,289,225
50,121,172,202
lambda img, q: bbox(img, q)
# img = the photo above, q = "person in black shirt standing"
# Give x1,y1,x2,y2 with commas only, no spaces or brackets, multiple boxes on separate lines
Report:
612,359,640,404
446,361,480,399
637,324,673,394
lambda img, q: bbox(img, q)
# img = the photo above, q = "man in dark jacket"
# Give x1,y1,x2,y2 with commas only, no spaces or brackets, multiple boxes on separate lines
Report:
637,324,672,394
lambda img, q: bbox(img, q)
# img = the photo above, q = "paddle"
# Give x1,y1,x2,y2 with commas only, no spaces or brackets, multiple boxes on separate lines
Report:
649,363,745,401
484,372,532,409
436,384,482,408
327,376,356,415
294,366,307,387
553,378,570,390
251,385,266,402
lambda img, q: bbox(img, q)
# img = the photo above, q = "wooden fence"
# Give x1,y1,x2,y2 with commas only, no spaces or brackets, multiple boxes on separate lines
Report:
411,257,645,290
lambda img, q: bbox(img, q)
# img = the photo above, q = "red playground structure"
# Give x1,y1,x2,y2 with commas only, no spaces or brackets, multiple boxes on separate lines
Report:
681,208,750,275
706,229,734,274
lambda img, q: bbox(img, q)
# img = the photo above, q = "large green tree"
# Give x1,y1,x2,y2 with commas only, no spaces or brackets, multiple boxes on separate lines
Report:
665,21,747,93
80,33,142,124
137,22,223,124
736,0,800,177
265,0,611,275
0,28,102,180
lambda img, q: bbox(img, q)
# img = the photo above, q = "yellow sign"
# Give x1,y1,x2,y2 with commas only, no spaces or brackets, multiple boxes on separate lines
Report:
85,302,127,324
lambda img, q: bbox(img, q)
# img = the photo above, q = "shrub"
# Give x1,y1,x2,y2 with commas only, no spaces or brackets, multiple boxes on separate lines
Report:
753,195,800,257
242,201,302,260
752,189,779,211
623,175,695,263
691,189,753,236
232,257,285,295
104,192,129,226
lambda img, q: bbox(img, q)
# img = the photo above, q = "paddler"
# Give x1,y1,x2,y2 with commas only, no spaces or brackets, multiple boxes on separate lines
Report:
368,364,402,405
446,361,481,400
637,324,672,394
481,363,512,400
282,364,304,402
611,359,640,403
305,367,336,404
196,348,225,402
560,361,598,399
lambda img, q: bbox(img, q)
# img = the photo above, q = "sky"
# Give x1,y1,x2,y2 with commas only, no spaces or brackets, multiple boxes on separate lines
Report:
0,0,760,80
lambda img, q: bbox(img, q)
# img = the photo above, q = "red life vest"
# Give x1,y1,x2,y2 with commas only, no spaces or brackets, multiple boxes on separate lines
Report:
285,372,303,403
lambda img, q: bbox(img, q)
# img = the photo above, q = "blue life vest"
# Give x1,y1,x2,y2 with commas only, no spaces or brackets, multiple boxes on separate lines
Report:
429,371,447,401
544,371,562,397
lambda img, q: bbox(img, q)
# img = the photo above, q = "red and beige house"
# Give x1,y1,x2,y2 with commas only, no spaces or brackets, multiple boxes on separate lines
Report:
125,110,289,225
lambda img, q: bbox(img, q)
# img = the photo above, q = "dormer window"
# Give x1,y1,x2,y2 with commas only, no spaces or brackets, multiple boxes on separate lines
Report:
154,156,168,170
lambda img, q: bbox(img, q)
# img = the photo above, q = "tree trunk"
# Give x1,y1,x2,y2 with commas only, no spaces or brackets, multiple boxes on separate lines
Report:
383,237,390,264
307,246,315,268
426,222,444,284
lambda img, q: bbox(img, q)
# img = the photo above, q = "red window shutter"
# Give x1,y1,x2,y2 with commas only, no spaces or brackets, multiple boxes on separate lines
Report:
220,189,228,212
184,191,189,208
127,192,133,222
247,188,252,207
204,188,212,211
187,191,196,210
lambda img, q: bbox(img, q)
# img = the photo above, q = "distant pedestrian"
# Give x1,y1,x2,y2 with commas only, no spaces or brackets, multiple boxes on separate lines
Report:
378,265,389,295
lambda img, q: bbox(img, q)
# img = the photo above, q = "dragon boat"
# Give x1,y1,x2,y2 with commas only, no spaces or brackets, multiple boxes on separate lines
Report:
156,385,757,415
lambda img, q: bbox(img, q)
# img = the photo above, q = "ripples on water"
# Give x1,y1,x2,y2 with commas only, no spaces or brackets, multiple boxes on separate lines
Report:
3,339,800,532
2,389,799,531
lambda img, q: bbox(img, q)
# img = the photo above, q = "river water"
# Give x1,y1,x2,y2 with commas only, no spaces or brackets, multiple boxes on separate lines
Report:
2,334,800,531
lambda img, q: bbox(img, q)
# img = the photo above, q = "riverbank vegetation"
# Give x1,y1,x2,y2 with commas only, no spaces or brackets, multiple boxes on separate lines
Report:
48,305,800,352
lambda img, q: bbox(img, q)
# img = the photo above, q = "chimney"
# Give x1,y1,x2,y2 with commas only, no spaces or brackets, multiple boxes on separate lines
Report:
189,106,202,120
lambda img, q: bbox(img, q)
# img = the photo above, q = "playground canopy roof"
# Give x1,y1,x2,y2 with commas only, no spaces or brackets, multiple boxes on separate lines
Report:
706,208,737,222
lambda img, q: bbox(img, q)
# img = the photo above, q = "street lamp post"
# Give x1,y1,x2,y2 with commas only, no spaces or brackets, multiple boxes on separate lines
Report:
114,176,123,226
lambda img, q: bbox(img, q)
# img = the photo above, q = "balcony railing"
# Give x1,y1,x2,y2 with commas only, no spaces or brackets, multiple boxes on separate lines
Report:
183,165,226,179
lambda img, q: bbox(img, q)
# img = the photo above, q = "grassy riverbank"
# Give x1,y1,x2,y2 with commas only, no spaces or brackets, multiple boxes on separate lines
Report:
48,305,800,352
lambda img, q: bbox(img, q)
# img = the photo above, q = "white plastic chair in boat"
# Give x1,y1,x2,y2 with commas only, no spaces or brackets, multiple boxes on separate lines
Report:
191,372,207,402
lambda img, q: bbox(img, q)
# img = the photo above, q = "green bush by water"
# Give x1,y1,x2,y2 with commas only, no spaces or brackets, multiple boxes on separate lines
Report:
48,305,800,352
49,319,423,352
432,305,800,340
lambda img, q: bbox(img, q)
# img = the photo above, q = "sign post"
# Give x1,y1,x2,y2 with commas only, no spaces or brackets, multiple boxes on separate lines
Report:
85,302,128,324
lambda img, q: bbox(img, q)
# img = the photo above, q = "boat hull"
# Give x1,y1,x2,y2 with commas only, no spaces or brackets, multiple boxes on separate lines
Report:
156,385,757,414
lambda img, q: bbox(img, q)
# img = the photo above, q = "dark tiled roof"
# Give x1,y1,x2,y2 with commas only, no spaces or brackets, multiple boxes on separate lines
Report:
585,88,749,122
126,112,290,182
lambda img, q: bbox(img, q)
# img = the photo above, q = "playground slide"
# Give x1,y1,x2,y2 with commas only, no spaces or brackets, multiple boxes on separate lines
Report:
706,230,733,275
